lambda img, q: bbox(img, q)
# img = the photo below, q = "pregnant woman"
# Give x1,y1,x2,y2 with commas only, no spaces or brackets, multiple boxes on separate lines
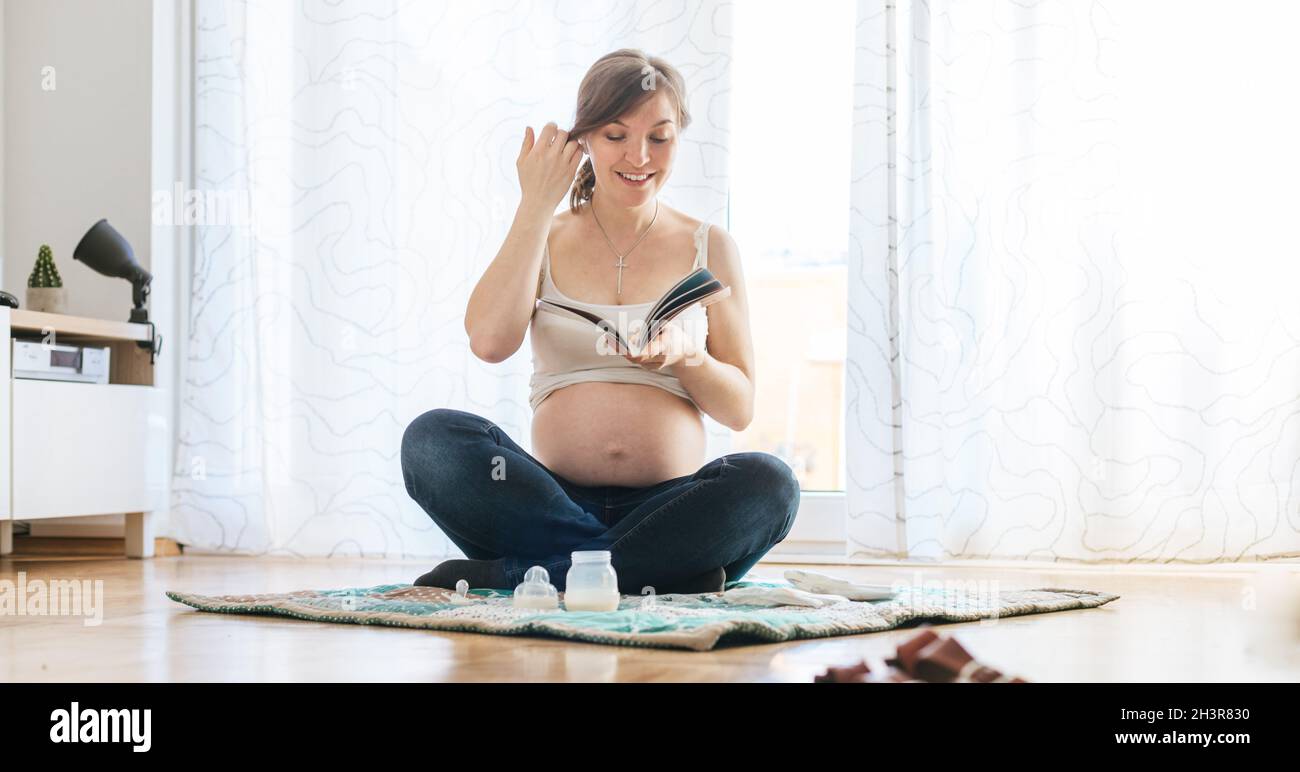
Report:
401,49,800,595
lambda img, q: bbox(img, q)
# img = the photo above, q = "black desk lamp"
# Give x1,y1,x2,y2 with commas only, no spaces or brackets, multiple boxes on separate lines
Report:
72,218,163,363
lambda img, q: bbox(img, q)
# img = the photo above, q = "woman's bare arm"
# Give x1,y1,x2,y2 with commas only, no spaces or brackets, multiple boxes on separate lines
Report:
465,122,584,363
464,201,553,362
669,226,757,430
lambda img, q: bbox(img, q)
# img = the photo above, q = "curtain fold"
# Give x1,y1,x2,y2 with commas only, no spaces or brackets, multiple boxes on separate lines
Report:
846,0,1300,562
170,0,733,557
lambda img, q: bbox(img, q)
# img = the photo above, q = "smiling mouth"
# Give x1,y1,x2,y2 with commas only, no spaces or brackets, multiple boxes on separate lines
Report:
616,171,656,184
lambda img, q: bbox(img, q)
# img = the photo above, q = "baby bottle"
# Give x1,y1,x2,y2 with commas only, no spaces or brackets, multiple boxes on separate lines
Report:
563,551,621,612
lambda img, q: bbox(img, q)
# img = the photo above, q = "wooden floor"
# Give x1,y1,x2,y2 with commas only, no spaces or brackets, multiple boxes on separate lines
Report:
2,552,1298,682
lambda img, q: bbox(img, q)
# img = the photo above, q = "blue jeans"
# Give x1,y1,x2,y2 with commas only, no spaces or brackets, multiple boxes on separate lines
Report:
400,408,801,592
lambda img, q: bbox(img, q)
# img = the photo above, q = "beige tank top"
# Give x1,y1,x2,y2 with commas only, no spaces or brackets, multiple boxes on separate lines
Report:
529,222,712,412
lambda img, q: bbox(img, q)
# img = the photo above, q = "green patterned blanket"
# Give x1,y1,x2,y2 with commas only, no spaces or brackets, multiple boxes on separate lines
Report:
166,577,1119,652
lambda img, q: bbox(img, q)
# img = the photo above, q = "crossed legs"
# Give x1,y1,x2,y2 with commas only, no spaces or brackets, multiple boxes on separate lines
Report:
400,408,800,592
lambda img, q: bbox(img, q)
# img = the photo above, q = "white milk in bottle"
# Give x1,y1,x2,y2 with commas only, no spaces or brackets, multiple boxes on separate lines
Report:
563,551,620,612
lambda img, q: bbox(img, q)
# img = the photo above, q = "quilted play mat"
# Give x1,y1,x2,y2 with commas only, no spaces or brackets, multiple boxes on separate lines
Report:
166,576,1120,652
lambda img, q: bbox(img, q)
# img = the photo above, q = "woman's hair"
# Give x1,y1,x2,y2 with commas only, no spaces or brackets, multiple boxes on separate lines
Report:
567,49,692,215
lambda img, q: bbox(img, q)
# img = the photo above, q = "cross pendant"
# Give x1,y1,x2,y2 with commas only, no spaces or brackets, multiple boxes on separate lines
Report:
614,255,627,296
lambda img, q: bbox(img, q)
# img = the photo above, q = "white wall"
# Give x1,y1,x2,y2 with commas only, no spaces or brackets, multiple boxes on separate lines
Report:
0,6,7,288
3,0,157,536
2,0,153,322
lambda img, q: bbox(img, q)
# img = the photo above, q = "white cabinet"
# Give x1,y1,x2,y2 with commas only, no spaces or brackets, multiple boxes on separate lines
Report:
1,306,164,557
0,320,8,555
11,380,167,517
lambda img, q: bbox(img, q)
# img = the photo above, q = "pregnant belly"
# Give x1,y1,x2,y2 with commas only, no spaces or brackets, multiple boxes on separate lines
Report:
531,382,706,487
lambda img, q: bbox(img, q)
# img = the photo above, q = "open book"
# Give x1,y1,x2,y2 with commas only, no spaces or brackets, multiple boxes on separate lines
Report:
535,266,730,356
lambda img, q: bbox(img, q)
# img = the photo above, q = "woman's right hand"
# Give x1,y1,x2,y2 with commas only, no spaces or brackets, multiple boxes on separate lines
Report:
516,122,585,213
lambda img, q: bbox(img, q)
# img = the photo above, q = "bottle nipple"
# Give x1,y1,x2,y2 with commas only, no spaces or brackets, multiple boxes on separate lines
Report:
448,578,477,605
513,565,560,610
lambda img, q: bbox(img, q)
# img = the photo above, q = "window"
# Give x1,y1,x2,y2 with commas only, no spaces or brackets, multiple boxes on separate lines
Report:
729,2,855,492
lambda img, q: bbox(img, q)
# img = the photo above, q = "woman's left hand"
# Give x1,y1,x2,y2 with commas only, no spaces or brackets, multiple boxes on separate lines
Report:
603,320,701,371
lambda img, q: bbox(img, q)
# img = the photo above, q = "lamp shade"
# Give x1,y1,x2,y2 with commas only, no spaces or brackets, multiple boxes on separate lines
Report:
72,218,152,287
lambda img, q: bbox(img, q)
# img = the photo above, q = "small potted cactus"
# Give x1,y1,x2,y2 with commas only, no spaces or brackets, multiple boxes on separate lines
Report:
26,243,67,313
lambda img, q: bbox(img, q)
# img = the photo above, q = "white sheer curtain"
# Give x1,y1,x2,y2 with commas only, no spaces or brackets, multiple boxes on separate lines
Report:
846,0,1300,563
169,0,734,557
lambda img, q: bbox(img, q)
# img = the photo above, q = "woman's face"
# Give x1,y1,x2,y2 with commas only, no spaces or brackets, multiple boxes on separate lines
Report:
585,91,678,205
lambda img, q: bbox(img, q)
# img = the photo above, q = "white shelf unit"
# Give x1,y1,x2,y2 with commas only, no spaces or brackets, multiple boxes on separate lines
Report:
0,307,167,557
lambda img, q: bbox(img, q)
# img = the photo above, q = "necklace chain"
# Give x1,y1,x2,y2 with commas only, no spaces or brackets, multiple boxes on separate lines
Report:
591,197,659,297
